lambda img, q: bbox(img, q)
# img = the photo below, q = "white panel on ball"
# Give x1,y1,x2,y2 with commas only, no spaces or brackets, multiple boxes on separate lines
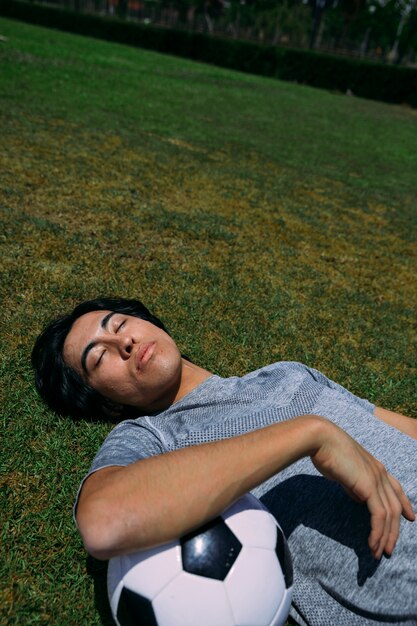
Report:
153,571,235,626
223,493,266,518
226,547,285,626
122,541,182,599
269,588,293,626
225,509,278,550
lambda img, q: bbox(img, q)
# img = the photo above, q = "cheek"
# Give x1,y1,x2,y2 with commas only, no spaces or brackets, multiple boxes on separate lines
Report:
95,362,130,396
96,374,137,406
158,341,181,366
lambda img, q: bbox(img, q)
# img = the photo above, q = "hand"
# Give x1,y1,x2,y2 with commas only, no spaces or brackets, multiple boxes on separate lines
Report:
310,421,415,559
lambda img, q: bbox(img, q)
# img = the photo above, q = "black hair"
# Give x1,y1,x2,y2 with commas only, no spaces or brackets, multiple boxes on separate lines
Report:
31,297,170,421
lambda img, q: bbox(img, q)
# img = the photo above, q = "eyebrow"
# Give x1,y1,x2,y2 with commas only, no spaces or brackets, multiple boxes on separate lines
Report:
80,311,116,374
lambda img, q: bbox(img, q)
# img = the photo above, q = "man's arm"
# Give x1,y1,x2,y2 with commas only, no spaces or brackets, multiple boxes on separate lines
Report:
76,414,414,562
374,406,417,440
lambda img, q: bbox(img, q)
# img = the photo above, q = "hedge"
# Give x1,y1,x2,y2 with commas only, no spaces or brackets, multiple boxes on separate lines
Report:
1,0,416,107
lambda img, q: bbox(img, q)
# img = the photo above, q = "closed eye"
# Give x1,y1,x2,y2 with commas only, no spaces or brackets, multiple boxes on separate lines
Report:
116,320,126,333
96,350,106,367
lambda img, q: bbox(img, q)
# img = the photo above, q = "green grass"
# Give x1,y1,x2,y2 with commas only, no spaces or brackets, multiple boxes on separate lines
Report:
1,16,416,625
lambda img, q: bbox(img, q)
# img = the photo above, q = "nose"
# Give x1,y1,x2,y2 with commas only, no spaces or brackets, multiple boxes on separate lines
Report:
119,335,133,358
106,334,133,358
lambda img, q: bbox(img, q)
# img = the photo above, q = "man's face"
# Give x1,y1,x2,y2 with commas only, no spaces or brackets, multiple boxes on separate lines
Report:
63,310,183,412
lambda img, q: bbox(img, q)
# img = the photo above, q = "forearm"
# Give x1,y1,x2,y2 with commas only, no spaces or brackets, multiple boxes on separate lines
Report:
374,406,417,440
77,414,325,559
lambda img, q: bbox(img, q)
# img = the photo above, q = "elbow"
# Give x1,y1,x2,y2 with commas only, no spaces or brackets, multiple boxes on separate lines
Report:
76,490,156,559
76,500,134,560
82,533,117,562
75,466,160,558
76,514,115,561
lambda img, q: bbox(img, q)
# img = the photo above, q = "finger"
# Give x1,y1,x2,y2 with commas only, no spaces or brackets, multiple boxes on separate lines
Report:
378,477,404,556
374,482,393,559
388,474,416,521
359,459,389,558
366,489,388,558
382,475,415,557
382,494,401,556
375,473,411,557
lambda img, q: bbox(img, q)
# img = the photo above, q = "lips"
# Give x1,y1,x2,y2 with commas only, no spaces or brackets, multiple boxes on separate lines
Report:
135,341,156,370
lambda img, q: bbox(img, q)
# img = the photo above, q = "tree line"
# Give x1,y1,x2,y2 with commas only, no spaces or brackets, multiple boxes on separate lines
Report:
41,0,417,64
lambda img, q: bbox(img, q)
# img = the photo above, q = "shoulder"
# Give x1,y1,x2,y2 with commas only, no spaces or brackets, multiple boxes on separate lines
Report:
241,361,311,381
89,415,167,474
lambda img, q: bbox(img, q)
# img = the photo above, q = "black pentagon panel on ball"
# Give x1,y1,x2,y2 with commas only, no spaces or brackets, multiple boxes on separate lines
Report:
181,517,242,580
117,587,159,626
275,527,293,589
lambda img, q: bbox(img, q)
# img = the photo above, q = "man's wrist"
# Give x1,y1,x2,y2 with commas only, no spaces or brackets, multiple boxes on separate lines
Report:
295,414,333,458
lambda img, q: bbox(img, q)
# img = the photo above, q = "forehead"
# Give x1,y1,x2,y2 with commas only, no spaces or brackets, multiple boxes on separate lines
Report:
69,309,111,343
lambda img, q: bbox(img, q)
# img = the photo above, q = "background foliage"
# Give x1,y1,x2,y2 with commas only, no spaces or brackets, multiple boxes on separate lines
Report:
0,15,416,625
13,0,417,64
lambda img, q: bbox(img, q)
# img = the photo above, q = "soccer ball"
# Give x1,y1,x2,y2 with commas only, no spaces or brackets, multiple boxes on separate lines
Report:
108,493,293,626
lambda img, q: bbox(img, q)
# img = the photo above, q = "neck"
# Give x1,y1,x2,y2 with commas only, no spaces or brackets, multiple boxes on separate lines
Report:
131,359,213,415
173,358,213,404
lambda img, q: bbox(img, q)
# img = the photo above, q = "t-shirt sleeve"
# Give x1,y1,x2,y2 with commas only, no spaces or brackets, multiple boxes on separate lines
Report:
89,419,166,472
73,418,166,520
301,365,375,413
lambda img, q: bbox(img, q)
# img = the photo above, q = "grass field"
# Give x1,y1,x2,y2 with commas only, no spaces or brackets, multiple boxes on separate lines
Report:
1,15,416,625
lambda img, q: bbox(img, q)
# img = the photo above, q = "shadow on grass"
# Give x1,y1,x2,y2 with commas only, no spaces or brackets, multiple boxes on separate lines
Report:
86,555,115,626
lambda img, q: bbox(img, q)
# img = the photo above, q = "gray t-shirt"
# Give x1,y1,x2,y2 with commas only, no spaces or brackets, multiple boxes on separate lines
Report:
79,362,417,626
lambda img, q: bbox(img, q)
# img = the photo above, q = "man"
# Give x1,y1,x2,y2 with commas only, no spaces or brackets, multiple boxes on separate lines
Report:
32,297,417,625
